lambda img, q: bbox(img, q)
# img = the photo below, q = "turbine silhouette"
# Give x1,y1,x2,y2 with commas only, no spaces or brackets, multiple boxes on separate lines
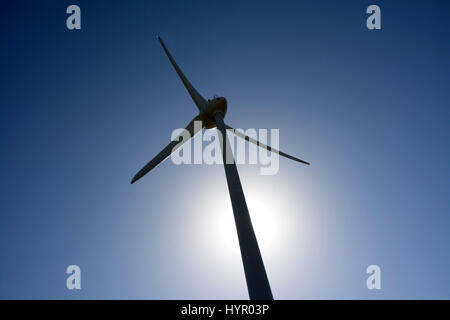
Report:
131,36,309,300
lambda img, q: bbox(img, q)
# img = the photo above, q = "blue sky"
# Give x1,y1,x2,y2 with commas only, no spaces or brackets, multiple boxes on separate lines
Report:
0,0,449,299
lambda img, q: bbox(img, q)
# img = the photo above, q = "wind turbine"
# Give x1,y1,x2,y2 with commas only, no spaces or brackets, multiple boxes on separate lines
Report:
131,36,310,300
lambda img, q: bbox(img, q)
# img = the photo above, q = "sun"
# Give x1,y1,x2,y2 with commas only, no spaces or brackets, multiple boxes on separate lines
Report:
176,169,313,297
214,195,280,257
202,175,306,264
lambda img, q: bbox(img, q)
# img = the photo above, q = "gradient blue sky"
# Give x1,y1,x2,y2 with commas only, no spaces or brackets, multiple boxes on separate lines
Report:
0,0,449,299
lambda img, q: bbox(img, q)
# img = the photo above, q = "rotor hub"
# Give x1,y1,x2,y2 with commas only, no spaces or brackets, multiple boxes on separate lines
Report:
200,97,227,129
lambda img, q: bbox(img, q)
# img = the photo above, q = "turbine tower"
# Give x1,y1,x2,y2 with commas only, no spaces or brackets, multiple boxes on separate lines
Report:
131,36,309,300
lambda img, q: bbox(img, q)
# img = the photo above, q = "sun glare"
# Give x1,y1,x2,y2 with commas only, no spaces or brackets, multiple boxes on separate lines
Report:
176,168,314,297
196,175,308,264
213,194,280,256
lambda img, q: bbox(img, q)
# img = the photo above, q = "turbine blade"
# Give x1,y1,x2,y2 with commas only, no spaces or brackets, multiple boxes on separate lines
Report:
225,124,310,165
131,115,203,184
158,36,207,112
214,112,273,300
